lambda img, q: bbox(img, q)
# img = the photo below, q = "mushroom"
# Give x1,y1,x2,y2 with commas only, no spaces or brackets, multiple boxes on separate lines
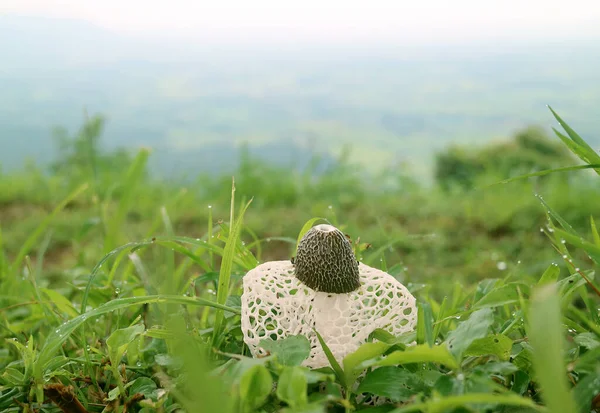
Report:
241,224,417,369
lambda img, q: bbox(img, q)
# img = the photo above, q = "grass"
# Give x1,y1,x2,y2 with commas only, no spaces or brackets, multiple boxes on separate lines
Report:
0,107,599,412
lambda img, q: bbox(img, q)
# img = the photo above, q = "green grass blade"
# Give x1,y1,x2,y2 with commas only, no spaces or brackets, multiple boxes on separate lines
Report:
555,228,600,266
390,393,543,413
0,224,6,276
314,329,346,388
36,294,239,377
11,183,88,273
591,216,600,247
211,198,253,346
527,283,577,413
104,148,150,253
487,164,600,187
537,195,577,235
548,106,600,166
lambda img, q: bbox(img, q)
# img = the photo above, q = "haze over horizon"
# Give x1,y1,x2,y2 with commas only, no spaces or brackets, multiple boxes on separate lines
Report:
4,0,600,45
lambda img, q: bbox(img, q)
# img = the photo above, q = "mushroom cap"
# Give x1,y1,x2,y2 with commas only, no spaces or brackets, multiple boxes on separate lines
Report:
294,224,360,294
241,260,417,369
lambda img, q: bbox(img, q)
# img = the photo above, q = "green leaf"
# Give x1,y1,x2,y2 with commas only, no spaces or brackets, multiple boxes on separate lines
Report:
129,377,158,400
1,367,25,386
295,217,328,254
277,366,308,408
259,335,311,366
464,334,513,361
527,283,577,413
366,344,458,370
539,264,561,285
106,324,145,367
473,285,519,309
357,366,424,402
446,308,494,360
511,370,531,395
573,374,600,413
239,364,272,412
343,341,392,384
41,288,79,318
390,392,543,413
473,361,518,376
574,332,600,350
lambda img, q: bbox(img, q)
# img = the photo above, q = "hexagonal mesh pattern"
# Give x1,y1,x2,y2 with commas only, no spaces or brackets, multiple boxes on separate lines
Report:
241,260,417,368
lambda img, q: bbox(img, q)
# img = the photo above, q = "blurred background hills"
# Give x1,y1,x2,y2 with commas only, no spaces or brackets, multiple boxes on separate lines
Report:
1,12,599,179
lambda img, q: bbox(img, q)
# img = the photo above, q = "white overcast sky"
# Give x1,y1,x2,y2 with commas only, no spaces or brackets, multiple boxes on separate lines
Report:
3,0,600,43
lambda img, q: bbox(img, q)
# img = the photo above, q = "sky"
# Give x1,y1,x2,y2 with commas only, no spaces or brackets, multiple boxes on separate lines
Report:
3,0,600,44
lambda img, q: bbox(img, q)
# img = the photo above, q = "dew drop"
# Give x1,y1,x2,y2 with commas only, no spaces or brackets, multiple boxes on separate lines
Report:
328,205,333,209
497,261,507,271
208,205,212,209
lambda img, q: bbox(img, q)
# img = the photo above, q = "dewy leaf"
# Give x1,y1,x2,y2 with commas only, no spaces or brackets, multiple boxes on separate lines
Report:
528,283,577,413
239,364,272,412
276,366,308,409
343,341,392,384
129,377,158,400
573,374,600,413
574,332,600,350
473,285,519,309
446,308,494,360
538,264,561,285
367,344,458,370
41,288,79,318
464,334,513,361
357,366,425,402
106,324,145,367
259,335,311,366
548,106,600,169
